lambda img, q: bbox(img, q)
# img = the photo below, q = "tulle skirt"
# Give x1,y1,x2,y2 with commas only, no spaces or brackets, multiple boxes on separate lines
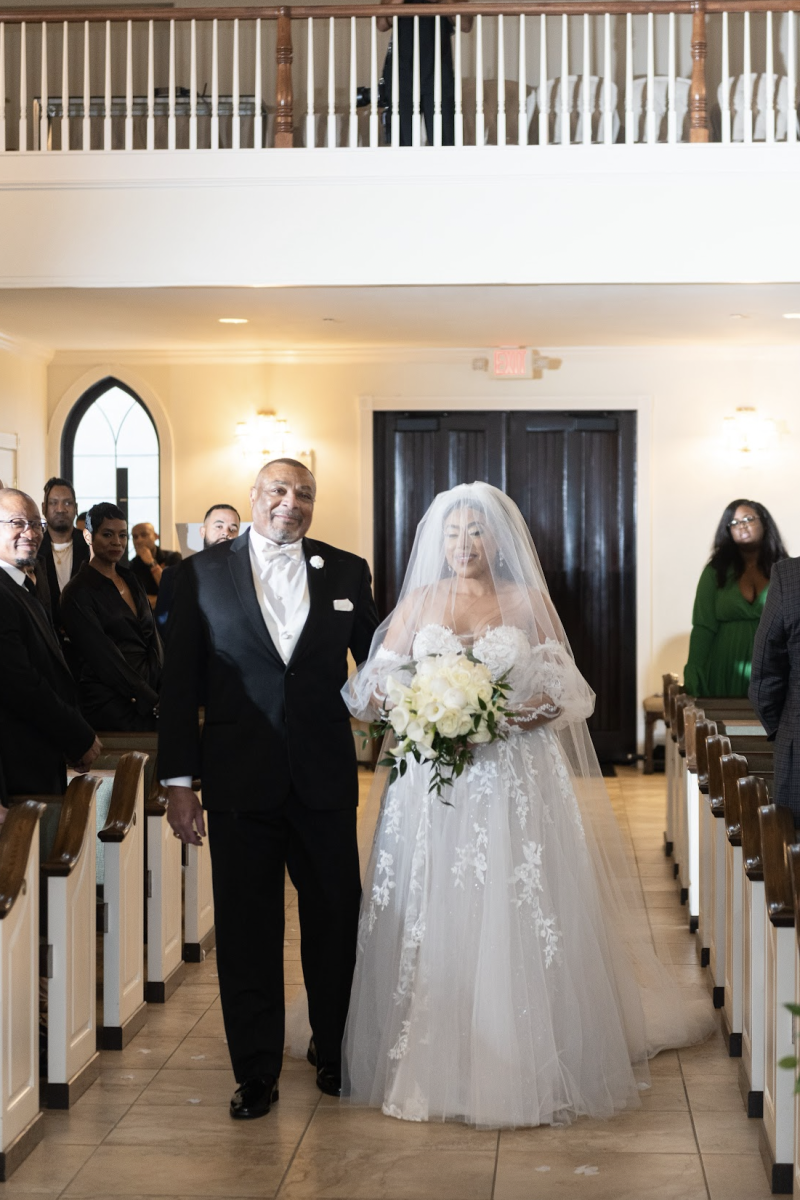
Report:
341,727,713,1128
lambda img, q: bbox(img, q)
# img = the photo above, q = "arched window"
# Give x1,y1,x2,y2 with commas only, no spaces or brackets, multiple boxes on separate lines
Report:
61,378,160,542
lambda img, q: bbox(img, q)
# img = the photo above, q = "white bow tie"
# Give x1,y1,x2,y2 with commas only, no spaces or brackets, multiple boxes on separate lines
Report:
261,542,303,564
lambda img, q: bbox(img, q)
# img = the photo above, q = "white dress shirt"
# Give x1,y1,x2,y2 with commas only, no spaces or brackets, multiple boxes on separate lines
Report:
50,539,74,592
162,529,310,790
0,558,27,588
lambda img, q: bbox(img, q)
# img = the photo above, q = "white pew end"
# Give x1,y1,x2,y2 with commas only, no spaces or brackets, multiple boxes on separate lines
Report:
183,783,215,963
739,773,770,1120
145,787,185,1003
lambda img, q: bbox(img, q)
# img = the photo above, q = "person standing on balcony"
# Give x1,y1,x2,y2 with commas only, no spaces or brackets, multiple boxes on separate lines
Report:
378,0,473,147
683,499,788,698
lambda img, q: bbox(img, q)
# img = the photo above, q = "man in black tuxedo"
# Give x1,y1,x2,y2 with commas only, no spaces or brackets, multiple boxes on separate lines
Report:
37,477,90,634
159,459,379,1119
0,489,101,810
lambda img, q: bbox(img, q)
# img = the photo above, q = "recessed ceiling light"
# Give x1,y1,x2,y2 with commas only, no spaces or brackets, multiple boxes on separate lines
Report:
782,312,800,319
219,317,248,325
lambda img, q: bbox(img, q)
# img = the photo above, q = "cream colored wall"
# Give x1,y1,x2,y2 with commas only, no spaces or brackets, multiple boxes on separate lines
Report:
47,347,800,718
0,346,48,499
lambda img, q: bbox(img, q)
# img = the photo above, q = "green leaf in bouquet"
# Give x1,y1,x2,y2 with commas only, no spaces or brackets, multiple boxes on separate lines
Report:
399,758,408,776
785,1003,800,1017
778,1055,798,1070
388,767,398,785
478,698,487,711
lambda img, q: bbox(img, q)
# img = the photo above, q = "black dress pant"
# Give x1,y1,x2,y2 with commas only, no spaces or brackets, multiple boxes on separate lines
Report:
207,800,361,1082
385,11,456,147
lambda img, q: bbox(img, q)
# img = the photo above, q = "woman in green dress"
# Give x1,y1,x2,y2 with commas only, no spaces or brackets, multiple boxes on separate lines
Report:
684,499,788,698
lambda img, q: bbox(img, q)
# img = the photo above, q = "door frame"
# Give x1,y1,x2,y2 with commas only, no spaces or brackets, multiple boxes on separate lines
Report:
359,393,653,752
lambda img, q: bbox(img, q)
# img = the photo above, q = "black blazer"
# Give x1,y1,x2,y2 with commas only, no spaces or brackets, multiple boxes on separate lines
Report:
158,532,379,812
61,562,163,730
37,528,90,629
750,557,800,821
0,568,95,801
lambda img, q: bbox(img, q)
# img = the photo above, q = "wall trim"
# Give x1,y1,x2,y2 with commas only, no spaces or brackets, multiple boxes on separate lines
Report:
48,365,176,545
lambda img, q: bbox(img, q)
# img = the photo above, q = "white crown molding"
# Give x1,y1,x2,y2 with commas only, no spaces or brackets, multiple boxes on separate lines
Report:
0,329,54,363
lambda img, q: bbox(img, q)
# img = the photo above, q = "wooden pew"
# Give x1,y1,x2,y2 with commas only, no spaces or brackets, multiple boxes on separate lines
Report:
718,748,747,1056
97,752,147,1050
698,732,726,997
663,676,682,859
739,774,770,1119
40,775,102,1108
675,696,697,910
145,786,184,1002
692,715,717,949
683,706,705,928
786,844,800,1200
757,802,796,1194
0,801,45,1180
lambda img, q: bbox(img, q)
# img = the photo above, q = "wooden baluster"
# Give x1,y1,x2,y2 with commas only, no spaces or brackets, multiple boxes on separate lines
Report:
560,13,569,145
391,14,399,147
124,19,133,152
646,12,655,143
412,15,421,146
275,7,294,148
306,17,315,148
538,13,548,146
39,21,48,152
475,14,484,147
61,21,69,151
668,10,676,142
603,12,611,144
349,15,357,148
19,22,27,154
211,18,219,150
189,18,197,150
83,19,91,151
0,23,5,153
104,19,111,150
454,14,463,146
582,13,590,146
743,10,752,144
232,17,241,150
765,10,774,144
146,20,155,151
789,11,797,145
496,14,505,147
255,18,263,149
689,0,709,143
433,15,442,146
625,12,633,144
518,13,526,147
168,19,176,151
327,16,336,148
369,15,378,148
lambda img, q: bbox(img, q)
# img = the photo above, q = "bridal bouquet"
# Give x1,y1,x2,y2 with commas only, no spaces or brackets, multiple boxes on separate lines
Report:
371,651,515,802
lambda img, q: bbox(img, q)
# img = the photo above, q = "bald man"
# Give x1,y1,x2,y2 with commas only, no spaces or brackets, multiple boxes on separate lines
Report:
130,522,182,609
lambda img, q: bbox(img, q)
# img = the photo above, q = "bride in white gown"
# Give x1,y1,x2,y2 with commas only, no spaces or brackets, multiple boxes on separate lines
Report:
340,482,713,1128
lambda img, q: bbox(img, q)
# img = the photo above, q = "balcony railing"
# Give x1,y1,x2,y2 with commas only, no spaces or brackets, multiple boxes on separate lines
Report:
0,2,797,152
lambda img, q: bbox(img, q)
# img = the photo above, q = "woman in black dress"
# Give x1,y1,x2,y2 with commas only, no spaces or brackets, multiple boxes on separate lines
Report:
61,502,162,732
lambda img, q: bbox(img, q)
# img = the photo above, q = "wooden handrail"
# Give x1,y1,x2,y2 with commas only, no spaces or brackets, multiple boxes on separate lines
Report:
788,844,800,954
5,2,800,18
0,800,45,919
738,770,768,879
758,802,796,927
98,750,147,844
42,775,102,878
145,784,168,818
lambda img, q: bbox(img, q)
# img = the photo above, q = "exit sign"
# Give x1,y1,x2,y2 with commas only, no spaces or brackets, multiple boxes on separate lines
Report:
492,348,532,379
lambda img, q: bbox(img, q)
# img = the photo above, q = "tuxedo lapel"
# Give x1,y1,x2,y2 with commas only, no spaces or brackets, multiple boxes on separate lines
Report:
287,539,327,668
0,569,66,666
227,534,284,667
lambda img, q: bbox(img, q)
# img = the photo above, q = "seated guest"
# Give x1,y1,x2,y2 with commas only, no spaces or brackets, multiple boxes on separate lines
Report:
684,498,788,698
61,503,162,732
155,503,241,631
37,476,90,640
130,522,182,610
0,488,100,814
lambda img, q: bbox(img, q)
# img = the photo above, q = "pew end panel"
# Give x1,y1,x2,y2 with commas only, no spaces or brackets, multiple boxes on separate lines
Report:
40,775,102,1109
183,783,215,963
0,801,45,1180
98,752,148,1050
663,679,683,858
145,788,185,1003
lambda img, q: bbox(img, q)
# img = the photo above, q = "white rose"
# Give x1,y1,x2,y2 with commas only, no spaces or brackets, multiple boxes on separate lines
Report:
416,658,438,678
442,686,468,710
427,675,449,700
457,714,475,737
436,709,462,738
468,727,493,744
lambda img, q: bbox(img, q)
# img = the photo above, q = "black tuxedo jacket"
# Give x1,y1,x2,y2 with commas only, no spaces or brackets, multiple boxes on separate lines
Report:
37,528,90,630
750,557,800,821
0,568,95,801
158,533,379,812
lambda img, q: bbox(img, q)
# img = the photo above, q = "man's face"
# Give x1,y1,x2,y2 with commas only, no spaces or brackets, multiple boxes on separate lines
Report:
0,496,45,570
200,508,241,549
132,523,158,554
250,465,315,544
45,486,77,535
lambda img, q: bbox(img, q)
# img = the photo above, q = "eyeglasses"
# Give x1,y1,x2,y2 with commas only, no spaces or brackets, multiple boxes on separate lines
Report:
0,518,47,534
728,515,760,529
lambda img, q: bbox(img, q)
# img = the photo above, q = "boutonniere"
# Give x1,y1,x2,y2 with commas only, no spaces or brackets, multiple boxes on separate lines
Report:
309,555,324,569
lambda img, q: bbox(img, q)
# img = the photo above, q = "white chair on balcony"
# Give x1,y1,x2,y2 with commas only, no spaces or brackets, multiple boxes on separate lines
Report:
717,73,797,141
630,75,690,142
530,75,619,145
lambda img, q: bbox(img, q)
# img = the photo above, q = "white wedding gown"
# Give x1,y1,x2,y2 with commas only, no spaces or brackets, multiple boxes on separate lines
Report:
341,624,713,1128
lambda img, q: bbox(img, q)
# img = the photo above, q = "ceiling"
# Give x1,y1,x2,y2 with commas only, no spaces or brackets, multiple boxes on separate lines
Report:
5,283,800,354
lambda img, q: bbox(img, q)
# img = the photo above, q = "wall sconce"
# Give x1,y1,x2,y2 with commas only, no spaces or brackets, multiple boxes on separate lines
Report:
235,412,314,474
722,406,777,462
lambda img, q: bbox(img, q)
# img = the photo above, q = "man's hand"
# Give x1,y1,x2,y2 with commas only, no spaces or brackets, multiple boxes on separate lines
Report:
167,785,206,846
71,736,103,773
136,545,156,566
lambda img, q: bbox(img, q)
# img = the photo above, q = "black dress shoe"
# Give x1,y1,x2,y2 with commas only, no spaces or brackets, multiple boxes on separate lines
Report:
307,1037,317,1067
315,1065,342,1097
230,1076,279,1120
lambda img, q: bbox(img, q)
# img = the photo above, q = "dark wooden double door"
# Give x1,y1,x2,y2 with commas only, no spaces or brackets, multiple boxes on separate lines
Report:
373,410,637,762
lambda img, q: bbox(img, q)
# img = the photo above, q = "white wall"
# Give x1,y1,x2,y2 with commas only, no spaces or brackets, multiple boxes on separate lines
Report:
0,342,49,499
46,345,800,729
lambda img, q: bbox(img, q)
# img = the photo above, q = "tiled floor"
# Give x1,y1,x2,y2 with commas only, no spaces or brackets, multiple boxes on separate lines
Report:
3,767,776,1199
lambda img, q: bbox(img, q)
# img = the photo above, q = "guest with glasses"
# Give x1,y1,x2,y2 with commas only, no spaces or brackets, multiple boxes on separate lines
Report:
60,503,163,732
0,488,100,812
684,498,788,698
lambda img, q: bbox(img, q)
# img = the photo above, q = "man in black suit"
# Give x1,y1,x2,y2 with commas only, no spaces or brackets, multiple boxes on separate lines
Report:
37,476,90,636
0,488,101,810
750,557,800,824
159,459,379,1120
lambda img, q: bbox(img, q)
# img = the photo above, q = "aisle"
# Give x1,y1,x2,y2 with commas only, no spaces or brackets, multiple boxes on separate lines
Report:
2,768,771,1200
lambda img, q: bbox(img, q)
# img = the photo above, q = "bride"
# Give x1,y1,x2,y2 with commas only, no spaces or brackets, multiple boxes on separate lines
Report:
340,482,713,1128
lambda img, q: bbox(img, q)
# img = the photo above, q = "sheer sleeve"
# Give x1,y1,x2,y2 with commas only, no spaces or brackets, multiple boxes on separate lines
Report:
343,646,415,723
514,639,595,730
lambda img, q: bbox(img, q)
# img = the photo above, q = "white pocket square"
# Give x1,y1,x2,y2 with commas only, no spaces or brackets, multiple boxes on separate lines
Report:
333,599,354,612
